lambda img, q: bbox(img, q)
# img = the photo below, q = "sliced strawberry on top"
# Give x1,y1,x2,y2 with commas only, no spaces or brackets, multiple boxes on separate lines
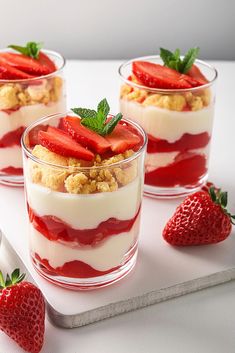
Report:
63,116,111,154
0,52,51,76
187,64,209,85
105,123,141,153
132,61,201,89
38,51,57,72
28,124,49,147
38,126,94,161
0,59,34,79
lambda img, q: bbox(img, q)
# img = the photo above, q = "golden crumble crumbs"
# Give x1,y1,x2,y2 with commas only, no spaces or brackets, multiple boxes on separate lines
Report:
0,76,63,110
30,145,137,194
120,74,211,111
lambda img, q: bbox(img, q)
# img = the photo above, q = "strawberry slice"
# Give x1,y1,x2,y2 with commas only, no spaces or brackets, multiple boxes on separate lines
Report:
38,51,57,72
28,124,49,147
0,52,51,76
0,59,34,79
38,126,94,161
187,64,208,85
132,61,201,89
63,116,111,154
105,123,141,153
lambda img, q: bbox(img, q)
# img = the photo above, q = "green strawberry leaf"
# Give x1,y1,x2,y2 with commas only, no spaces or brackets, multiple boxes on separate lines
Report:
5,274,11,287
72,98,122,136
220,191,228,208
11,268,20,283
8,41,43,59
0,271,5,288
71,108,97,119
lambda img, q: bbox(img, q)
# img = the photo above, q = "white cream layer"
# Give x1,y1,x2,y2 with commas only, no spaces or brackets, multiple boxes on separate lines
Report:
27,177,141,229
145,146,210,173
0,146,22,169
0,99,66,139
30,215,139,271
120,99,214,143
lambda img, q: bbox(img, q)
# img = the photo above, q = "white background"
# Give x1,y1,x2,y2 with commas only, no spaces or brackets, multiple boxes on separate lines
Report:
1,0,234,60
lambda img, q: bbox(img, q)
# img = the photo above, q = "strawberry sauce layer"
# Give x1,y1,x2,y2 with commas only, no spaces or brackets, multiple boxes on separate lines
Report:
0,166,23,175
28,205,140,246
34,253,120,278
147,132,210,153
145,154,207,187
0,126,25,147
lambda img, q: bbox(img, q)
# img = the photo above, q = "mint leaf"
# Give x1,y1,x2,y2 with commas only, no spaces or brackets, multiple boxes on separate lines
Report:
97,98,110,120
72,98,122,136
8,41,43,59
103,113,122,135
71,108,97,119
81,117,104,134
181,47,200,73
160,47,174,66
160,47,200,74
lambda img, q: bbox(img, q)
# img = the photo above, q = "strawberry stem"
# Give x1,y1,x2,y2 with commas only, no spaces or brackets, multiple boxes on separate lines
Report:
0,268,25,290
209,187,235,225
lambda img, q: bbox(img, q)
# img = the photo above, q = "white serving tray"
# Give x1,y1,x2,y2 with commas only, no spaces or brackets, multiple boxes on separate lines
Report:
0,181,235,328
0,60,235,328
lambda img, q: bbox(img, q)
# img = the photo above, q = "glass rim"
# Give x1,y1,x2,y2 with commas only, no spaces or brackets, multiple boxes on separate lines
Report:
21,111,148,171
118,55,218,94
0,49,66,84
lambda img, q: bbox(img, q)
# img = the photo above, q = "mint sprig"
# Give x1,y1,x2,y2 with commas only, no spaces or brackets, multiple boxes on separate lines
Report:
8,41,43,59
160,47,200,74
71,98,122,136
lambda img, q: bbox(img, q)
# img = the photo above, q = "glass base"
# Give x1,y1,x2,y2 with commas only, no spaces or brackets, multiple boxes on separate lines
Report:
144,174,208,199
0,174,24,187
31,249,138,291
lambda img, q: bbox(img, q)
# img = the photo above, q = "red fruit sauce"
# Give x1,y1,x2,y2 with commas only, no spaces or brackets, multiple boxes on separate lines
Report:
0,166,23,175
34,253,120,278
0,126,25,147
28,205,140,246
147,132,210,153
145,154,207,187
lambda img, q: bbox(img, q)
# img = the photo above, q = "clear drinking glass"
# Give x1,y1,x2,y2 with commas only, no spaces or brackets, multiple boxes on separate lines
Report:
0,49,66,187
119,56,217,198
22,112,147,290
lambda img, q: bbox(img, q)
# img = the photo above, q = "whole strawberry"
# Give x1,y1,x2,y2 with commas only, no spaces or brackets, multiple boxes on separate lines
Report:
0,269,45,353
163,187,235,246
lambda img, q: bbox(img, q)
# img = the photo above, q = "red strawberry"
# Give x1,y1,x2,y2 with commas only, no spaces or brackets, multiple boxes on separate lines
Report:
0,52,51,76
0,59,34,79
28,124,49,147
39,126,94,161
63,116,111,154
38,52,56,72
105,123,141,153
0,269,45,353
163,187,234,246
187,64,208,85
132,61,201,89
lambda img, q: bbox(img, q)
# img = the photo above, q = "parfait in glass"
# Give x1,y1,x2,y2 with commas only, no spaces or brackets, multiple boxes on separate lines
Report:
119,48,217,198
22,99,146,289
0,41,66,186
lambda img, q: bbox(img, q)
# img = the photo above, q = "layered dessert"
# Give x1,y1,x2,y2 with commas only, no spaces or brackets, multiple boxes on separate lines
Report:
22,99,146,289
0,41,66,185
119,47,217,197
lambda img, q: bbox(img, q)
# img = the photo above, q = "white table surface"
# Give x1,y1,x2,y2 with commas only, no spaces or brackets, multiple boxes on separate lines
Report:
0,60,235,353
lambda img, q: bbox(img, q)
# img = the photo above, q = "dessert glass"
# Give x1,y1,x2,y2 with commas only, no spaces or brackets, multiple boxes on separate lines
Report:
22,112,147,290
119,56,217,198
0,49,66,187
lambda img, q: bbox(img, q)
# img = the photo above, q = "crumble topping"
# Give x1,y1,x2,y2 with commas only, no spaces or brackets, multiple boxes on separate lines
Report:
0,76,63,110
30,145,137,194
120,75,211,111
